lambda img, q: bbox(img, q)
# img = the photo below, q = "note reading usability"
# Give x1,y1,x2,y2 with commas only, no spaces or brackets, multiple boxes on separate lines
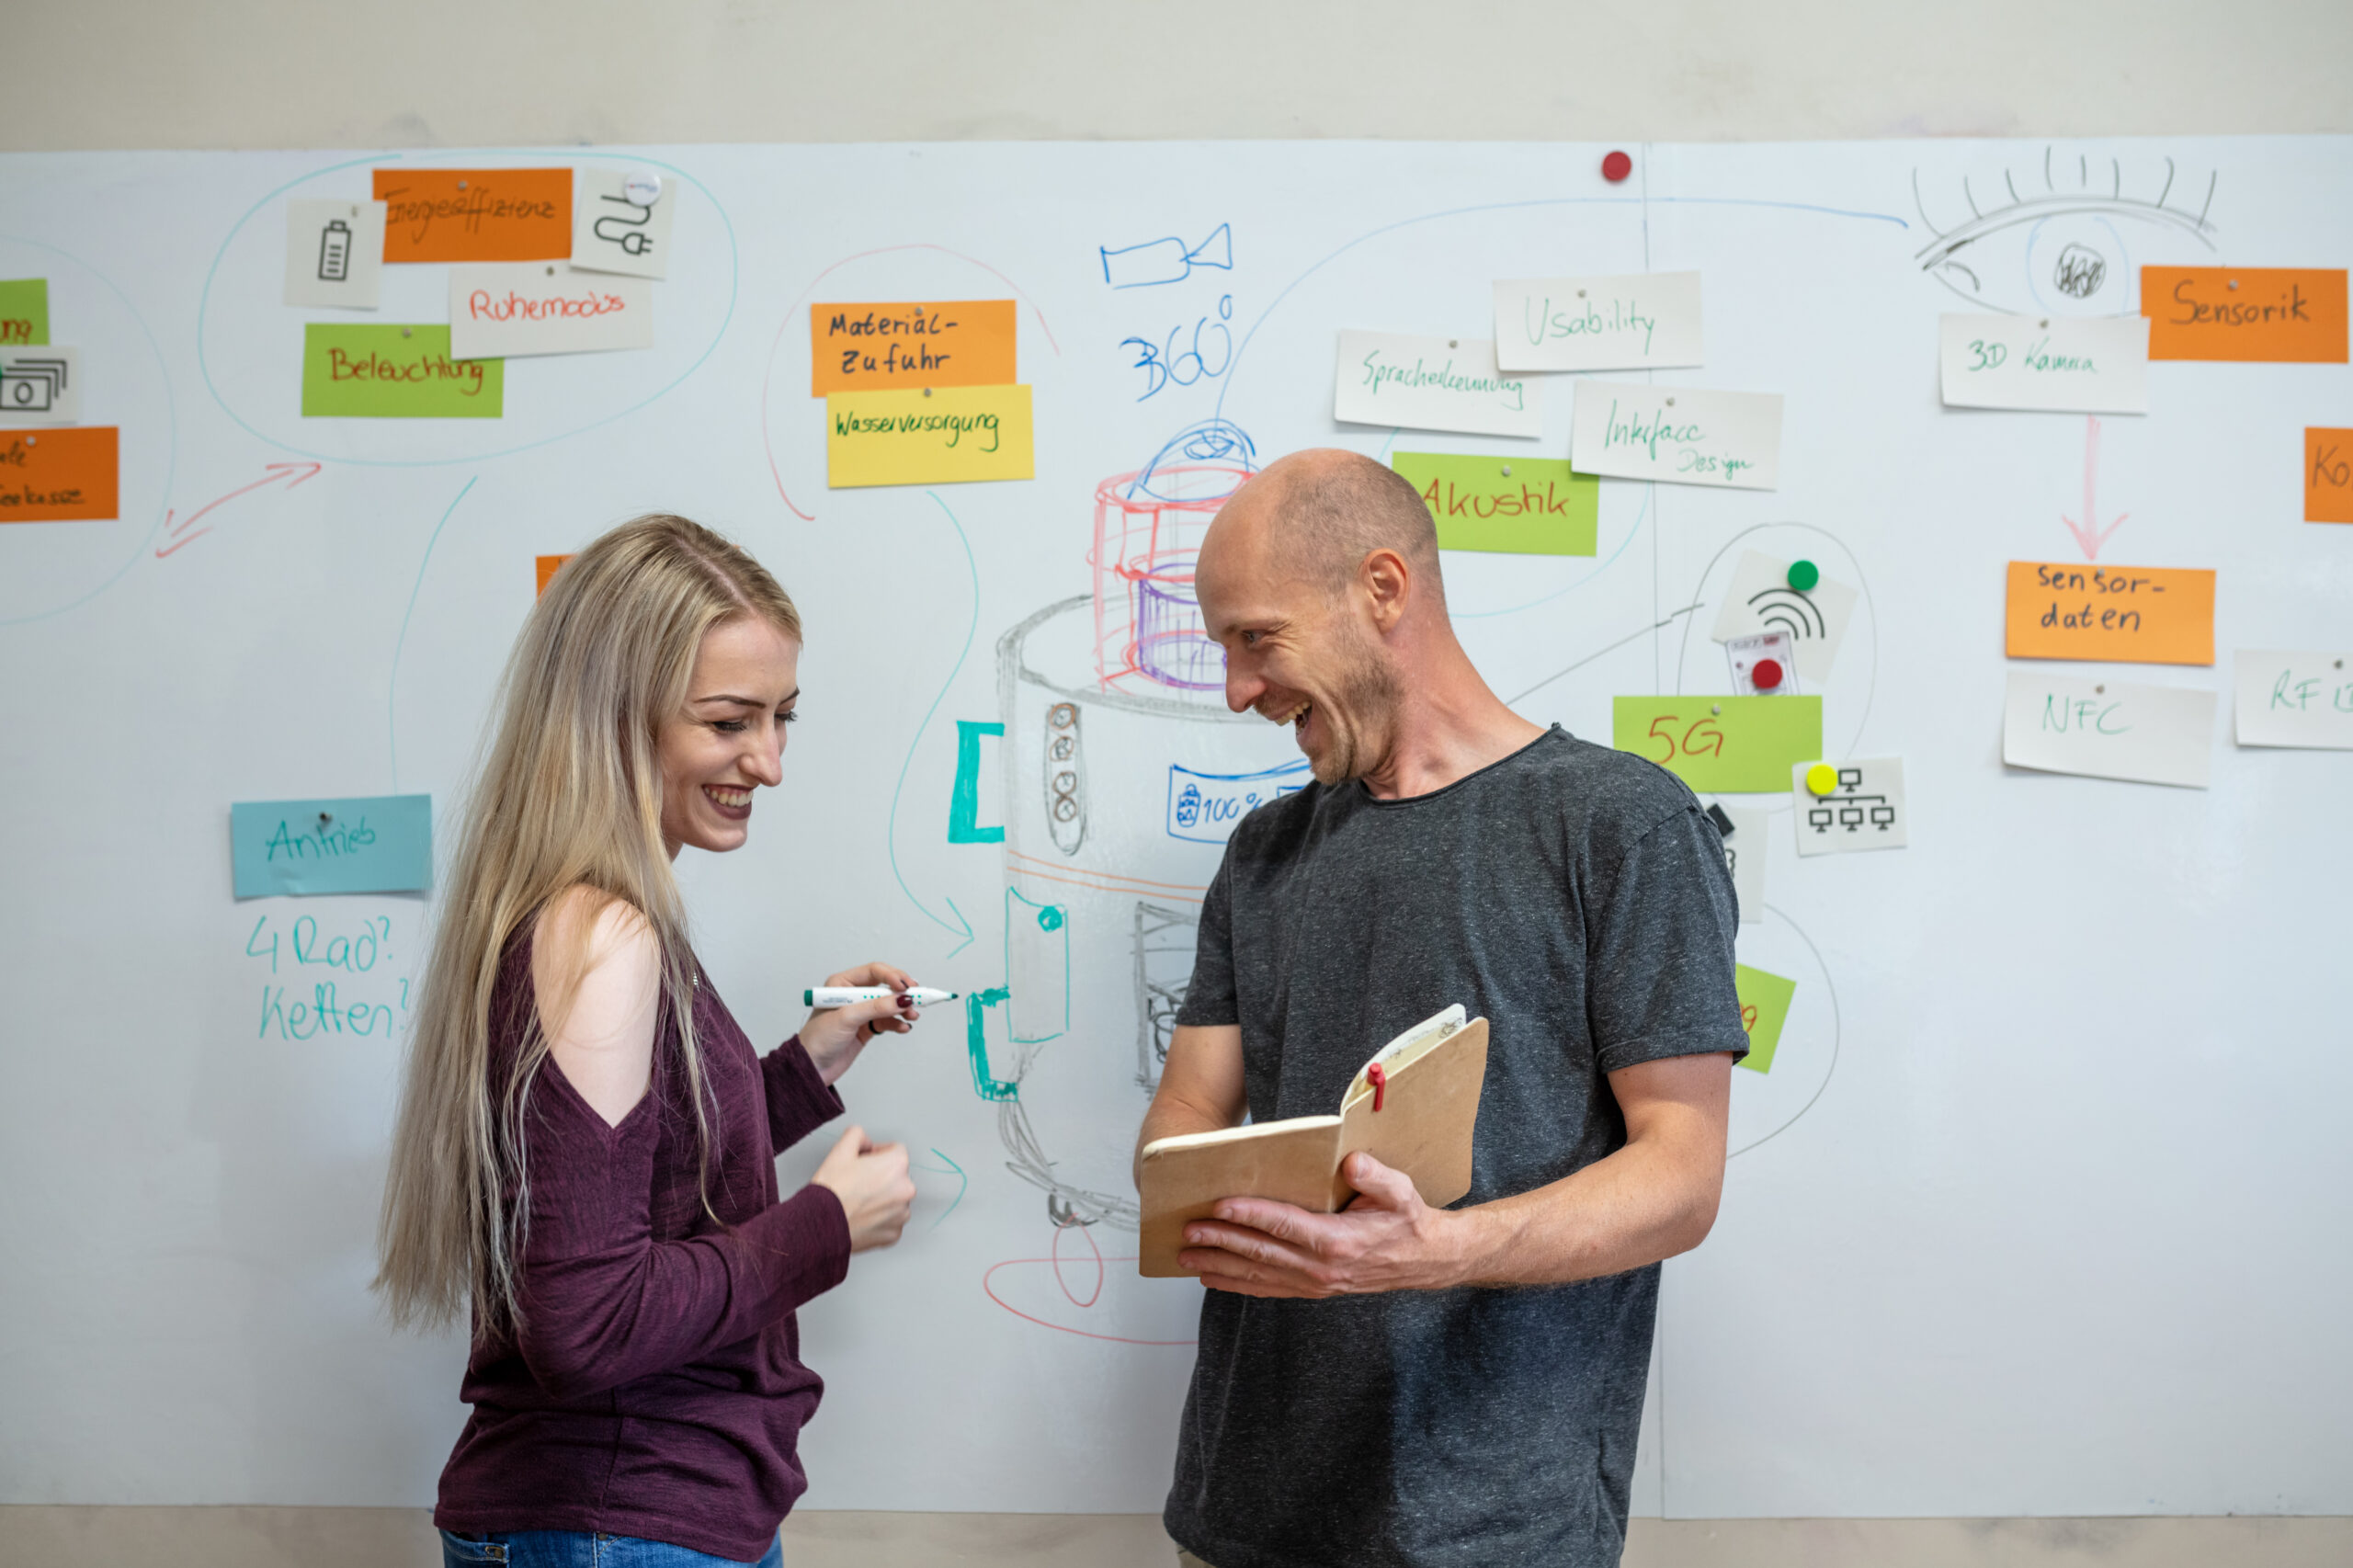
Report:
1492,272,1703,373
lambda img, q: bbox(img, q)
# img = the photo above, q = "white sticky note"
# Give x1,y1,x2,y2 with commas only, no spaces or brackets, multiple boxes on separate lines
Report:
1493,272,1703,372
1939,313,2149,415
1725,631,1800,695
449,264,654,360
571,166,676,279
283,199,386,309
2002,672,2215,789
0,347,80,424
1334,331,1543,438
1570,382,1780,490
1791,757,1907,855
2234,650,2353,748
1716,803,1767,924
1710,551,1857,685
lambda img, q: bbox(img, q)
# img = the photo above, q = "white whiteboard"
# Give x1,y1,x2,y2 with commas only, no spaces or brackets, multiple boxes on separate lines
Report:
0,137,2347,1517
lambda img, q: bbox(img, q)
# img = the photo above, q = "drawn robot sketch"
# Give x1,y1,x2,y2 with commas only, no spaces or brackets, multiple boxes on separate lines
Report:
1911,145,2219,316
967,419,1296,1230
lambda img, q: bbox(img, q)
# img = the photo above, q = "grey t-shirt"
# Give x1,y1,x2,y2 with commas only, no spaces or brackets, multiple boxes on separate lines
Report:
1165,726,1746,1568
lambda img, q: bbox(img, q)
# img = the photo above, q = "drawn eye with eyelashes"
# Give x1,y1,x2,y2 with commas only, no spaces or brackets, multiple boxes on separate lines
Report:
1910,146,2220,316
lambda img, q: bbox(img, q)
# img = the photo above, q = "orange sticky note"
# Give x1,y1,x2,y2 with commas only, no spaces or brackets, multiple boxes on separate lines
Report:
0,426,117,521
2306,429,2353,524
2143,267,2347,363
536,553,573,595
374,169,573,263
2004,561,2214,666
810,301,1017,395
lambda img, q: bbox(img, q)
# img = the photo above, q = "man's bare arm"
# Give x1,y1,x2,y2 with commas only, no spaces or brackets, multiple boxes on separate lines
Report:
1134,1023,1246,1191
1175,1050,1733,1297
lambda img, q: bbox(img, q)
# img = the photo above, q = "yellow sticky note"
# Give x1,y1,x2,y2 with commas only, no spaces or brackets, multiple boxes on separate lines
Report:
824,385,1033,488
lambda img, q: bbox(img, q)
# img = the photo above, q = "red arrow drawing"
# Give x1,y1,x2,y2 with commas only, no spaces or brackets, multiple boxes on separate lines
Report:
153,462,324,558
2060,415,2127,561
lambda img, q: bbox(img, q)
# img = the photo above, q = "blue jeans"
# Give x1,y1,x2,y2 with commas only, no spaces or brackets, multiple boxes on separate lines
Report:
439,1529,783,1568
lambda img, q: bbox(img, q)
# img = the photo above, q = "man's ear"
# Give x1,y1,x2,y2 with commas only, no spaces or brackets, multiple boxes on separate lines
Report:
1359,548,1412,633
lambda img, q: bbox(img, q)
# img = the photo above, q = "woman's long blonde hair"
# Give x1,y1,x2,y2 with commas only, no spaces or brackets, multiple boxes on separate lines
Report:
374,514,802,1338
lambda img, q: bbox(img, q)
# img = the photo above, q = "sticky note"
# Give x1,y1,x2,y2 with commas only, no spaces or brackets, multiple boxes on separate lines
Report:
2003,561,2214,666
0,347,79,424
571,167,675,279
449,264,653,360
2142,267,2347,363
1571,382,1781,490
1712,802,1766,924
1612,695,1823,792
1710,551,1856,684
1733,964,1796,1074
284,199,386,309
1790,757,1907,855
811,301,1017,396
232,795,432,898
301,325,504,417
1387,452,1597,555
824,384,1033,487
373,168,572,264
2306,428,2353,524
0,426,116,520
1938,312,2149,414
1334,331,1542,438
2001,672,2214,790
2234,651,2353,749
1493,272,1703,372
0,279,51,346
536,554,572,596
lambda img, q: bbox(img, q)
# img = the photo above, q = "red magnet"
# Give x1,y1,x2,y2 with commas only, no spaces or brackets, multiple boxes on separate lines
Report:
1601,150,1633,183
1751,657,1785,690
1367,1062,1387,1112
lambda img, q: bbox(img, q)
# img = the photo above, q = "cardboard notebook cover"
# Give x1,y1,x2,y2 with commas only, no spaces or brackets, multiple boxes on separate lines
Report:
1135,1007,1490,1278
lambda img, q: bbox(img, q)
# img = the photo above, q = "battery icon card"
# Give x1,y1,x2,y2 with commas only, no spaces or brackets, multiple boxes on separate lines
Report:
283,199,387,310
0,347,78,424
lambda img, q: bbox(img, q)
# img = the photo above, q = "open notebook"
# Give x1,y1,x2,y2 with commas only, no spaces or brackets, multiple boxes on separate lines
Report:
1136,1005,1490,1278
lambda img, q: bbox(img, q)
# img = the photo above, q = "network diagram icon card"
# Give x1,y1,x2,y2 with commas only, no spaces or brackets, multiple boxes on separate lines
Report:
1790,756,1907,855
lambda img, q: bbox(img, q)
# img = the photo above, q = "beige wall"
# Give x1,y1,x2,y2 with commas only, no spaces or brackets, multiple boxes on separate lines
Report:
3,2,2346,1561
0,0,2348,152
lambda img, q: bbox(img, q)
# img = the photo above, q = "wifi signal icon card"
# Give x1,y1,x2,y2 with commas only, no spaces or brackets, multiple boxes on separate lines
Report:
1711,550,1858,684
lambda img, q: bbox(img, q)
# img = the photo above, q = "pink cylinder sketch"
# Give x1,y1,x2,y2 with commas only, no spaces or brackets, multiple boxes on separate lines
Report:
1090,452,1255,695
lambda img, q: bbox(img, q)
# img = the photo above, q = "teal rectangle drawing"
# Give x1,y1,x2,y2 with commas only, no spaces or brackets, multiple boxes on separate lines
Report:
231,795,431,898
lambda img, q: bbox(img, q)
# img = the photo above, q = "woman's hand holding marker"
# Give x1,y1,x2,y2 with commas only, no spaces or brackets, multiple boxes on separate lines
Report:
798,960,940,1085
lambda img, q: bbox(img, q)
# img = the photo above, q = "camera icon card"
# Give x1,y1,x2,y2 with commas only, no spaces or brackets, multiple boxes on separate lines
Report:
1790,756,1907,855
284,199,386,309
0,347,79,424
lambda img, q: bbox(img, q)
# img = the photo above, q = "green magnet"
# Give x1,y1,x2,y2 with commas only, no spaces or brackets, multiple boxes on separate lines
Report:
1787,559,1820,592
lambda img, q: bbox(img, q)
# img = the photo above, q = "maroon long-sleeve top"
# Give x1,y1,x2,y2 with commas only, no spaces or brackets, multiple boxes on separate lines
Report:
435,930,852,1562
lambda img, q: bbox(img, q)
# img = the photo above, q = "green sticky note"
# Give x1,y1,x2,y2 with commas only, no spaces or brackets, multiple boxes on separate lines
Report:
1733,963,1797,1074
0,279,50,347
301,324,504,417
1390,451,1597,554
1611,695,1822,792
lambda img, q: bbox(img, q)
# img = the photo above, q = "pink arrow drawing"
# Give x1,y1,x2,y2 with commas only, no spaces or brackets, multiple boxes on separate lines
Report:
2060,415,2127,560
154,461,324,558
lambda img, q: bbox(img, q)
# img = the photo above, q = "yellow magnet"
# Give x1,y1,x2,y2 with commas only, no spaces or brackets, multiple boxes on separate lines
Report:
1804,763,1839,797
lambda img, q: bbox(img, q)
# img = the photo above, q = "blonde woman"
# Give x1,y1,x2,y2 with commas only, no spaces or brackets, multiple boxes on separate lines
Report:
377,515,922,1568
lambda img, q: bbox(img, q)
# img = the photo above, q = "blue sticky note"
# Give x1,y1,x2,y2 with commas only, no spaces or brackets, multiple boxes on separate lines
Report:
231,795,431,898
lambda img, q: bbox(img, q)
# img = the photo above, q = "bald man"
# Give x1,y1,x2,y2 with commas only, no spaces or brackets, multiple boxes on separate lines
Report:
1135,449,1746,1568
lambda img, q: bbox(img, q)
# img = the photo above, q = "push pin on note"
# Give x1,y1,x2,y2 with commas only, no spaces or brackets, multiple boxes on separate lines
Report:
317,812,334,829
1602,150,1633,183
